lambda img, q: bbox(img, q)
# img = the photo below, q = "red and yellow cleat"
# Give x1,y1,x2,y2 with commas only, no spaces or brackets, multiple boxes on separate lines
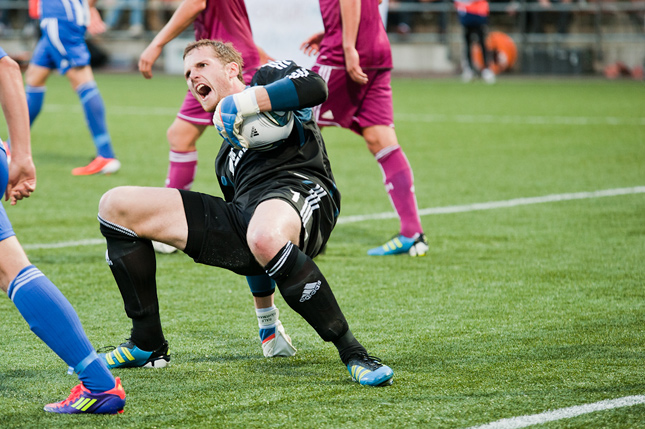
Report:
43,377,126,414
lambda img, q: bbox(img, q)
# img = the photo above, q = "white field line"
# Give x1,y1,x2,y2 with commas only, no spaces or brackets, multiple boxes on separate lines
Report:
337,186,645,225
22,187,645,250
44,104,645,126
466,395,645,429
396,113,645,126
45,104,178,117
22,238,104,250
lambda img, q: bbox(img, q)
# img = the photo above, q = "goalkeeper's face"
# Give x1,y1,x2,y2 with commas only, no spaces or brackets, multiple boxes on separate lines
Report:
184,47,240,112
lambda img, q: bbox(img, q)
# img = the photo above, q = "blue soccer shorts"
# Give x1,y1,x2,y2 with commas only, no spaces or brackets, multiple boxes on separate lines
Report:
31,18,90,74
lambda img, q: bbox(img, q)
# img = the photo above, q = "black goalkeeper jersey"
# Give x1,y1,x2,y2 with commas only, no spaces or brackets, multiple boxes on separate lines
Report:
214,60,341,218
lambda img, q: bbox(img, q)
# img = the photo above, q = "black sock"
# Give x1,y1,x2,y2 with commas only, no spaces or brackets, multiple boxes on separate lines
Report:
99,216,165,351
266,241,353,347
334,330,367,365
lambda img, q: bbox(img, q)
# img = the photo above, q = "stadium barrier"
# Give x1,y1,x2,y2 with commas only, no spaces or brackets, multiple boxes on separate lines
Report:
0,0,642,76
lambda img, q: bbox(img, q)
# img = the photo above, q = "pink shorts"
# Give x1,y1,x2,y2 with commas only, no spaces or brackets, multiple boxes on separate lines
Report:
177,69,257,126
311,65,394,135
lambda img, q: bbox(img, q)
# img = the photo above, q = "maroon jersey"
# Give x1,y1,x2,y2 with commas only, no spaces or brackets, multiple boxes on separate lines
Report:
316,0,392,69
194,0,260,71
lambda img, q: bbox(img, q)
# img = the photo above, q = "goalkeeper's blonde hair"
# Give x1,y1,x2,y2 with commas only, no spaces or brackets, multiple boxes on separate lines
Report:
183,39,245,83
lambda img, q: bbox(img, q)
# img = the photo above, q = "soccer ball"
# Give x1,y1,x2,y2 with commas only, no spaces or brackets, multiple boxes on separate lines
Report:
239,111,294,151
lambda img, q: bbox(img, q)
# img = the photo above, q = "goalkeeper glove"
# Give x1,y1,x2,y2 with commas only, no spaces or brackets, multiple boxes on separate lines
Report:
213,88,260,149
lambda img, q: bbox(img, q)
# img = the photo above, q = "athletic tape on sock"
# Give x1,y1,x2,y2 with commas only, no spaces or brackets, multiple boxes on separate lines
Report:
67,350,99,375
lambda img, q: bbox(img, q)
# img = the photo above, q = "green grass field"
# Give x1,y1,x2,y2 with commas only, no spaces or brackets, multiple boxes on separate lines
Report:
1,73,644,428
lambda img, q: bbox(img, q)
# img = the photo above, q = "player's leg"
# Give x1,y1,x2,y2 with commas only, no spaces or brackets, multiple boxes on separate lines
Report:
34,18,118,174
363,126,427,256
24,63,50,126
104,0,125,30
247,275,297,357
166,99,292,354
357,71,427,256
459,24,474,82
166,116,205,190
0,231,124,411
150,97,207,254
2,247,127,413
476,24,496,84
24,34,54,127
464,25,476,72
67,65,120,175
165,91,212,191
0,121,123,413
24,33,56,127
313,66,426,256
97,186,188,368
178,190,390,383
249,199,393,386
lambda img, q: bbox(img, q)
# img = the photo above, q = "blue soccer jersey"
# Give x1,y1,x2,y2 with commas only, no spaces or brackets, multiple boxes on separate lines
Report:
40,0,91,26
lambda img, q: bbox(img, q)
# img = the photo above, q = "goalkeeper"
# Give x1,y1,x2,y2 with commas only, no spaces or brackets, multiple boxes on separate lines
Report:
97,39,394,387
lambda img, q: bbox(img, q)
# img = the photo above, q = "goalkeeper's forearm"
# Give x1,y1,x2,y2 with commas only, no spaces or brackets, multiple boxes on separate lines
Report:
252,71,328,113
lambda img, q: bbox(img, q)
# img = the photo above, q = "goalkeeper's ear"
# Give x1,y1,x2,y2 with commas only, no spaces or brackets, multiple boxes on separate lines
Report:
225,61,241,81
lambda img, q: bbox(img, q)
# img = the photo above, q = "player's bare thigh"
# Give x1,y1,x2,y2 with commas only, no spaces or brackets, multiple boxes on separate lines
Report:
362,124,399,155
65,65,95,90
24,63,52,87
0,236,30,292
98,186,188,250
167,117,206,152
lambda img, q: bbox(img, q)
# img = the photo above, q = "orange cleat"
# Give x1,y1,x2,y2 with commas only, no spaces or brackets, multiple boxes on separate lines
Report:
72,156,121,176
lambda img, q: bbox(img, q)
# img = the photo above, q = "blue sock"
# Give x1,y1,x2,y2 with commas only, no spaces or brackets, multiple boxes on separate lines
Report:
76,81,115,159
25,85,46,126
8,265,115,392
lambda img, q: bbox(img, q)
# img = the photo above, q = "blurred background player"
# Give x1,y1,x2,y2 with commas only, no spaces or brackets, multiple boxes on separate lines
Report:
24,0,120,176
454,0,495,83
0,46,125,414
112,0,295,359
301,0,428,257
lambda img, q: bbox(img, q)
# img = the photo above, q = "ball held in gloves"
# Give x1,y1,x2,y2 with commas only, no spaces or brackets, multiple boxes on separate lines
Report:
238,110,294,151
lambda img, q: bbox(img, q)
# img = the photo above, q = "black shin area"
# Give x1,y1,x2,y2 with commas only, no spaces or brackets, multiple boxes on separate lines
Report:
99,216,165,351
266,241,351,346
334,329,367,365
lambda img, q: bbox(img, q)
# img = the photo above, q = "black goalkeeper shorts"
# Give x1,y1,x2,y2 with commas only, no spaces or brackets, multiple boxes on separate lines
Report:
179,178,337,276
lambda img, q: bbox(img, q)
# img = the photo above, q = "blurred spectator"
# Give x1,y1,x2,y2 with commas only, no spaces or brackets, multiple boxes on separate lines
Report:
454,0,495,83
0,6,10,35
0,0,38,37
147,0,180,31
590,0,645,32
387,0,448,37
104,0,146,37
508,0,574,34
388,0,417,35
